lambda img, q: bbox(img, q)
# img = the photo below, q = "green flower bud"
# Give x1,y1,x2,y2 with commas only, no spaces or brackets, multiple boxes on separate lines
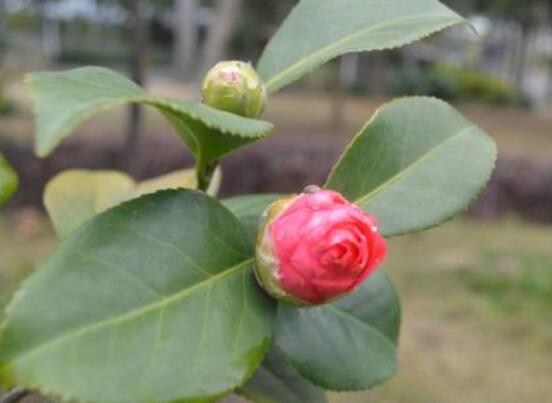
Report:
201,61,267,118
254,194,304,305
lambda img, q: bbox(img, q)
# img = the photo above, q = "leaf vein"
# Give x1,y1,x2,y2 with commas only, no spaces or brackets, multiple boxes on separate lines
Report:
354,125,478,206
7,259,253,368
124,225,212,278
265,13,460,91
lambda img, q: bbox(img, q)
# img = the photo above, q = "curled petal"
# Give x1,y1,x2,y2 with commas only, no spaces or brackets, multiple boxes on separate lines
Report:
254,188,387,306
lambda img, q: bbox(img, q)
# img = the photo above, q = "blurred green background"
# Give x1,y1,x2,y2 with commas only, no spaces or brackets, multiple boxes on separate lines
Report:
1,1,552,402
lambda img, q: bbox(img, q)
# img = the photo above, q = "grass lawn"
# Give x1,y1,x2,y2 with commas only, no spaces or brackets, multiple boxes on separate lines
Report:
1,212,551,402
333,218,552,403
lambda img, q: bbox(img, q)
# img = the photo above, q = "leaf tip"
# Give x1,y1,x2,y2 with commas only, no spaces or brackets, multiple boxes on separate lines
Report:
34,143,50,159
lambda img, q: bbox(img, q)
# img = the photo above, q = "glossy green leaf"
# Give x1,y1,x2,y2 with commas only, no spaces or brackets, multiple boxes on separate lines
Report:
224,194,281,218
44,168,222,238
257,0,465,92
0,152,18,207
27,67,273,159
275,271,401,391
240,347,327,403
224,194,281,242
325,97,497,237
0,190,276,402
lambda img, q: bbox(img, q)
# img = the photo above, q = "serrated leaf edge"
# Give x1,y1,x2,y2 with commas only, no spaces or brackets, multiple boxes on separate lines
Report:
324,96,497,238
275,304,399,392
261,11,465,93
25,70,274,157
0,189,275,403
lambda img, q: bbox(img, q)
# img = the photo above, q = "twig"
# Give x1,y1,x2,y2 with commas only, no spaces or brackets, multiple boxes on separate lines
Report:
196,159,218,192
0,388,30,403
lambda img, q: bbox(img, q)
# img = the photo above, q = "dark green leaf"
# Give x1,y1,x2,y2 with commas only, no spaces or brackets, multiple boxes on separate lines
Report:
224,194,281,242
275,272,400,391
240,347,327,403
258,0,465,92
0,152,18,207
0,190,276,402
27,67,273,159
325,97,497,237
224,194,281,218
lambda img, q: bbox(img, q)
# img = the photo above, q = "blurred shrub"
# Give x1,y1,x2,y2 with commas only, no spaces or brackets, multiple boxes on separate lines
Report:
6,11,39,31
457,252,552,314
387,64,530,108
57,48,170,66
57,48,131,65
0,70,14,116
0,94,12,115
2,134,552,226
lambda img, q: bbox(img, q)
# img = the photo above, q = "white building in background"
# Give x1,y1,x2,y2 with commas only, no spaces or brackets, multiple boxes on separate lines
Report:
5,0,128,59
524,27,552,105
6,0,126,23
403,15,552,106
5,0,215,78
4,1,552,105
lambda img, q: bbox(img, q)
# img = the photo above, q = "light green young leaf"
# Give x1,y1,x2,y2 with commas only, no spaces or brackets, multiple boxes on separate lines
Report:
0,190,276,403
44,168,222,238
325,97,496,237
135,169,197,197
0,152,18,207
257,0,465,92
44,170,135,238
135,166,221,197
27,67,273,159
275,272,401,391
240,347,327,403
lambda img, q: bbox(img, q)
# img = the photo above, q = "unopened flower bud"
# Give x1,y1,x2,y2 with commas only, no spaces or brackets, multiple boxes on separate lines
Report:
201,61,266,118
254,187,387,306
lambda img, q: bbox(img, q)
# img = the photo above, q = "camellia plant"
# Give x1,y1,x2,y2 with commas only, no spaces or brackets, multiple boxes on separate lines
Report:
0,1,496,402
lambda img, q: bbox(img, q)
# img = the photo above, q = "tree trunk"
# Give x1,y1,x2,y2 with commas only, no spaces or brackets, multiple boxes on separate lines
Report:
514,23,530,91
548,57,552,102
371,52,387,96
0,388,30,403
42,18,61,58
329,60,347,131
125,0,148,178
340,54,359,88
0,0,7,67
198,0,242,80
174,0,199,80
498,21,513,81
0,0,6,36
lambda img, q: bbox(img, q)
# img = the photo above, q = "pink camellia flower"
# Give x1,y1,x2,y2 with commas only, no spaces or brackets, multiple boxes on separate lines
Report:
254,187,387,306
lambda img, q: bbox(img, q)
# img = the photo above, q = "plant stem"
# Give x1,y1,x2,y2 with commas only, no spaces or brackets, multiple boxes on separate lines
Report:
196,158,218,192
125,0,148,177
0,388,29,403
